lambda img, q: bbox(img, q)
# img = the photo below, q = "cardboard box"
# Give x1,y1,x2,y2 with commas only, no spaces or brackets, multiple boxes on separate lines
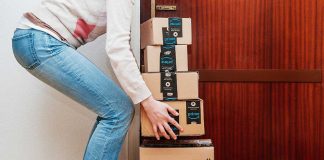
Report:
140,139,214,160
141,99,205,137
144,45,188,73
141,72,199,100
141,17,192,49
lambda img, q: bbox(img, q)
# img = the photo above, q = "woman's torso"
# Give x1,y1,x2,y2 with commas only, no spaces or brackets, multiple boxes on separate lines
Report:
25,0,108,48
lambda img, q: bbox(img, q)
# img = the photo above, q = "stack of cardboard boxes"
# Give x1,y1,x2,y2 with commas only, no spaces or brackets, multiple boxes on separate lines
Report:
140,17,214,160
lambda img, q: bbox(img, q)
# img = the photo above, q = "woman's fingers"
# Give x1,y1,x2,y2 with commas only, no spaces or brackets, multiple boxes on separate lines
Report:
167,105,179,116
163,122,177,140
158,123,170,140
153,125,160,140
168,116,184,132
144,101,183,140
166,105,184,132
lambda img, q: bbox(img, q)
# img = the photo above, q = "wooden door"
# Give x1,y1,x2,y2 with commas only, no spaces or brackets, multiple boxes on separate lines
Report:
140,0,324,159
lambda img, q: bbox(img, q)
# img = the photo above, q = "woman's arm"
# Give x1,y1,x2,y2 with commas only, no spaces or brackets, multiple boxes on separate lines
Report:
105,0,183,140
105,0,150,104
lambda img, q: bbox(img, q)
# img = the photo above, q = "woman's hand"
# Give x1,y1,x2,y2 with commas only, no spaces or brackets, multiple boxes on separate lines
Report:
140,95,184,140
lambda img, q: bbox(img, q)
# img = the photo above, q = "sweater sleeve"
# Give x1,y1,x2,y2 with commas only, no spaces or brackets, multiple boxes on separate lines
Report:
105,0,152,104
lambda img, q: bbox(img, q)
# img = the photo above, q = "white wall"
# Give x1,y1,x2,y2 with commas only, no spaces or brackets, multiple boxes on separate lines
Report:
0,0,140,159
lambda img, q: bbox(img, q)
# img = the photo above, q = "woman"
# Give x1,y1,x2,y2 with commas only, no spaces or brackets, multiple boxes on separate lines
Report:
11,0,183,159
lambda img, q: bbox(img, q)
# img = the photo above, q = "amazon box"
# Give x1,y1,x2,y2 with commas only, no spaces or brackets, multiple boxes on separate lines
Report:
141,17,192,49
141,99,205,137
141,72,199,101
144,45,188,72
140,139,214,160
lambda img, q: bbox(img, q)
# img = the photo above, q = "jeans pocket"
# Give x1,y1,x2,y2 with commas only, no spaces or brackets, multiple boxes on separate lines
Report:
12,31,40,70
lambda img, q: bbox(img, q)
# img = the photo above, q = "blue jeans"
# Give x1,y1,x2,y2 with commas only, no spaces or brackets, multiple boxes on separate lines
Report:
11,28,135,160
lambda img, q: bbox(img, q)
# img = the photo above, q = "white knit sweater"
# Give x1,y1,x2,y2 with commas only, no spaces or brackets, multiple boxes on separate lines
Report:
17,0,152,105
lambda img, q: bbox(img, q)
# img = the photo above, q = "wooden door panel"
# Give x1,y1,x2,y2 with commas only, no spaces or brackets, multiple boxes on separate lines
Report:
319,0,324,158
271,83,323,159
199,83,272,160
271,0,318,69
140,0,324,159
270,1,323,159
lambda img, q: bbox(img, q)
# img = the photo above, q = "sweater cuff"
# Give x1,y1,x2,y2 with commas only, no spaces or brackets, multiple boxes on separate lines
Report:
130,83,152,105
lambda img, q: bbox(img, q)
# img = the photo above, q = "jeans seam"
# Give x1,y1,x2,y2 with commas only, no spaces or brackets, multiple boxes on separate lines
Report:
25,50,59,71
27,35,67,71
98,101,133,160
42,29,75,50
44,33,62,57
12,32,31,41
13,32,41,70
99,115,119,160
